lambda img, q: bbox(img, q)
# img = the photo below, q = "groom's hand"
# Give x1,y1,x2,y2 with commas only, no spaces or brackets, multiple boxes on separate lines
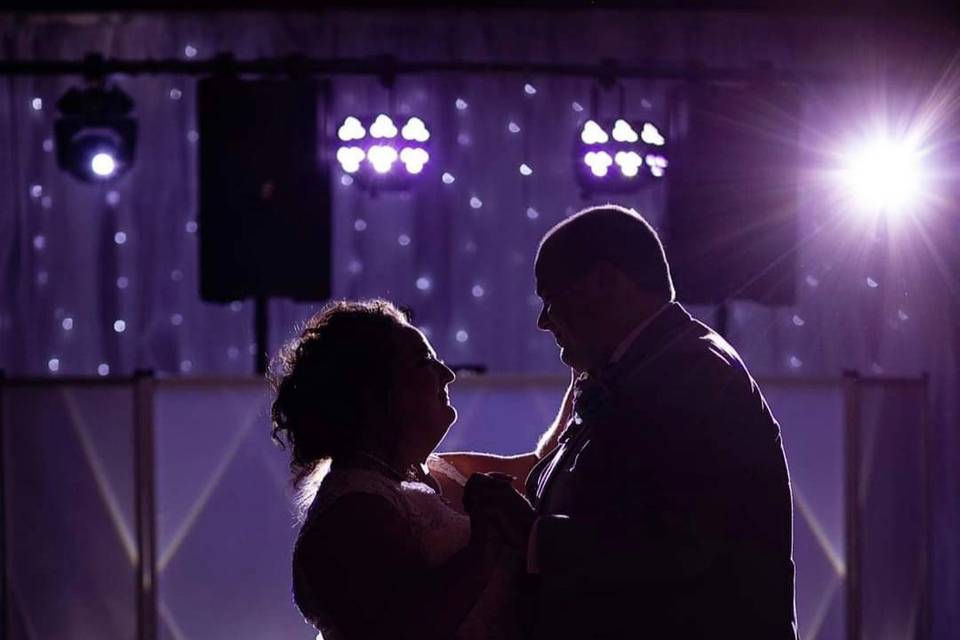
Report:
464,473,534,548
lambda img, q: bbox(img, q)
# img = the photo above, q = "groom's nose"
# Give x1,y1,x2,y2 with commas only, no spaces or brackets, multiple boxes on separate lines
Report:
537,304,552,331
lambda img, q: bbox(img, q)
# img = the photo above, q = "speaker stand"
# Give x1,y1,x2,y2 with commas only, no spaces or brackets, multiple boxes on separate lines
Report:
255,296,269,375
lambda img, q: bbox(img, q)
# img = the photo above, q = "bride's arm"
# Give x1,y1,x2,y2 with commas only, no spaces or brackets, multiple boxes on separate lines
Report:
439,369,578,491
298,493,502,640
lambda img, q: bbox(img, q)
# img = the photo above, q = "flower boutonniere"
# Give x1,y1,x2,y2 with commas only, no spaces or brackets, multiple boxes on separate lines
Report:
572,372,616,425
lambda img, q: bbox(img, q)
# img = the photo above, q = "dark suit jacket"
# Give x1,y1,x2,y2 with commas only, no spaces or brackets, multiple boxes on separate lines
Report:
525,303,798,639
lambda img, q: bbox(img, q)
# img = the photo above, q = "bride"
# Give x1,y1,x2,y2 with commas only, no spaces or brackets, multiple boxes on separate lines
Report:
270,299,570,639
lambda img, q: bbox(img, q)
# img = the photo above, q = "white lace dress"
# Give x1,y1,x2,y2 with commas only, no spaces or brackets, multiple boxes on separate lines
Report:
293,455,522,640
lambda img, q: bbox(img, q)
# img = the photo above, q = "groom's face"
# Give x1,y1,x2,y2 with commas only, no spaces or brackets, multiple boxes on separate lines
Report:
535,267,603,371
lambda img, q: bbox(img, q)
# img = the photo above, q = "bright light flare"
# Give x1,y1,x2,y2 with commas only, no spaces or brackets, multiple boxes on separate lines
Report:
839,137,925,213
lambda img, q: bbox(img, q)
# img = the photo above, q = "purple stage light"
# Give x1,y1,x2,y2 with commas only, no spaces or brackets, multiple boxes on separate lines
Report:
400,147,429,174
575,117,667,192
838,137,924,214
336,146,365,173
401,117,430,142
581,119,609,144
368,145,398,173
334,114,433,190
90,152,118,178
612,119,639,143
584,151,613,177
369,114,398,139
337,116,365,142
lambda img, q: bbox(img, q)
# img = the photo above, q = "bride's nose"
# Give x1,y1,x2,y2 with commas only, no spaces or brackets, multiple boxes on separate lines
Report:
439,361,455,384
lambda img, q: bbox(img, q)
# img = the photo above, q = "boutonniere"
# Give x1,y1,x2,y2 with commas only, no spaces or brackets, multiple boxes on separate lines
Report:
572,372,616,424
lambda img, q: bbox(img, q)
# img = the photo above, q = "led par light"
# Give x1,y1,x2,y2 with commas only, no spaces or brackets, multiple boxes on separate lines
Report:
335,114,431,190
575,118,667,193
54,85,137,183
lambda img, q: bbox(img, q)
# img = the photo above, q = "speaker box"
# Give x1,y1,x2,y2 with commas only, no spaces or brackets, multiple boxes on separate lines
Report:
198,77,331,302
664,82,801,306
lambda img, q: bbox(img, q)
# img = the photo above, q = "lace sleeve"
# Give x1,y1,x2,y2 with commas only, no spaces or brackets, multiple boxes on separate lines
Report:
427,453,469,486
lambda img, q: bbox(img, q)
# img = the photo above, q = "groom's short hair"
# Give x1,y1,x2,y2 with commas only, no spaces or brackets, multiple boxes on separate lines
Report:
536,204,676,302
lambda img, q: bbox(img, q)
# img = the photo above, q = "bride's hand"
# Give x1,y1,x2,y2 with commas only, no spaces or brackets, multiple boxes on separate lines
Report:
464,473,534,549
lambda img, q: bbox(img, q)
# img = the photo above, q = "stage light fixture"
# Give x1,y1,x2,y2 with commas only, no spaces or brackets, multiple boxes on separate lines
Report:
54,84,137,183
575,117,667,193
334,114,432,190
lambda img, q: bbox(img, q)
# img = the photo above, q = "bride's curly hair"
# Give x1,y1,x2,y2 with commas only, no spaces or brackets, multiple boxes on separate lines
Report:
269,299,410,491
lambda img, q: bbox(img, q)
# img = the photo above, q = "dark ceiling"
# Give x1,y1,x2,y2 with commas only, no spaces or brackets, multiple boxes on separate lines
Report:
0,0,957,19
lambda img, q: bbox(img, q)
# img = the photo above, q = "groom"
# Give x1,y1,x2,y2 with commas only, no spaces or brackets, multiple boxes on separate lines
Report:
464,204,798,639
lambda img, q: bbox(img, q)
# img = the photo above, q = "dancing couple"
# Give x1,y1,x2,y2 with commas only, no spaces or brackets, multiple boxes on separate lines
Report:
269,205,799,639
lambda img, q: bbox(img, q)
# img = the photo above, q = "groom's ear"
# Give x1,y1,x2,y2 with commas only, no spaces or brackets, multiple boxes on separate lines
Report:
590,259,623,294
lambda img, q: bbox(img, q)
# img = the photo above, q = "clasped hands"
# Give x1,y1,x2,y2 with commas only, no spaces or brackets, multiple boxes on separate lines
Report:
463,472,534,550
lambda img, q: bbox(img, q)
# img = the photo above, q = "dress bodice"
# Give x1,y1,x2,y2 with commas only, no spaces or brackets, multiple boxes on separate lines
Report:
293,455,521,640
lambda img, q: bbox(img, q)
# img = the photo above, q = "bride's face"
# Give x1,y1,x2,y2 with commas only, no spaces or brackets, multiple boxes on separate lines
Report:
388,325,457,459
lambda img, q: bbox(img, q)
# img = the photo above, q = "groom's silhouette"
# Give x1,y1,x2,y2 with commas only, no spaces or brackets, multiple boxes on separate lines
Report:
524,205,798,639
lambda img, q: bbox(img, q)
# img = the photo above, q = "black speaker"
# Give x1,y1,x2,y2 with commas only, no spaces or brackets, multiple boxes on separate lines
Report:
664,82,800,306
198,78,331,302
